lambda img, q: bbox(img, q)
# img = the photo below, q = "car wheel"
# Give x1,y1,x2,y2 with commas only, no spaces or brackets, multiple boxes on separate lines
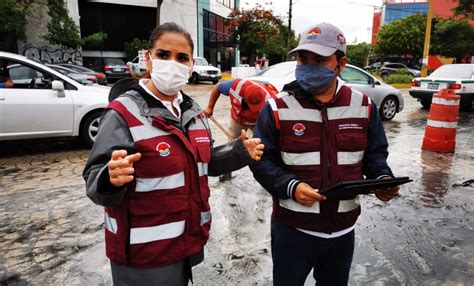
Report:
380,96,398,121
81,111,102,147
381,73,388,81
192,73,199,84
420,99,431,109
212,80,218,84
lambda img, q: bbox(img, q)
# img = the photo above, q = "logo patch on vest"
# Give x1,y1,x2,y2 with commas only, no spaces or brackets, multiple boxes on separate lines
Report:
293,123,306,136
156,142,171,157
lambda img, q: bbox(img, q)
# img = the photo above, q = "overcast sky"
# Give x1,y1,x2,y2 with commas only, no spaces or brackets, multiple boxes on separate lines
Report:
241,0,384,44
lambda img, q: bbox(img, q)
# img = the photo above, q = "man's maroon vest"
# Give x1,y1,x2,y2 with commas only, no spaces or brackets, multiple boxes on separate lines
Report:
103,93,212,268
270,83,371,233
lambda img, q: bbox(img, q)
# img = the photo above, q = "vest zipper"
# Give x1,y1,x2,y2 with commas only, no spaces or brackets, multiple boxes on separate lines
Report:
320,106,331,186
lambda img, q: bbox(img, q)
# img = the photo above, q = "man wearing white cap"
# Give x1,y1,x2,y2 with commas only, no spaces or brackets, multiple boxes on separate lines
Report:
249,23,399,285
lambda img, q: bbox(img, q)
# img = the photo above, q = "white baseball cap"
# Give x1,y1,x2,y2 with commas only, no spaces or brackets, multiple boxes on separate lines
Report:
289,22,347,56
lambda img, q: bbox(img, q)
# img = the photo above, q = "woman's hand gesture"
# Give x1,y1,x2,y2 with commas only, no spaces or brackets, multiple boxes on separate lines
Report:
108,150,142,187
241,130,264,161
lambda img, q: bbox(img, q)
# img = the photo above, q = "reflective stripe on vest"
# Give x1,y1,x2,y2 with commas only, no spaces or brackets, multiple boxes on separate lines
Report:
130,220,186,244
281,151,321,165
135,172,185,192
229,79,247,103
327,90,367,120
279,96,322,122
200,211,212,225
197,162,208,177
280,199,320,213
338,197,360,212
279,198,360,214
337,151,364,165
116,97,171,142
104,212,118,234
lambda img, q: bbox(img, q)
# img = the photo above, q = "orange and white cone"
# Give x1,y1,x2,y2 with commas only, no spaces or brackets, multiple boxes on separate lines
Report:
422,88,460,153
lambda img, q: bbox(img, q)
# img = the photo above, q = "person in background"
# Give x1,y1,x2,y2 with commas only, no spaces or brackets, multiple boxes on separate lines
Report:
83,22,264,285
249,22,399,285
204,78,278,181
0,64,13,88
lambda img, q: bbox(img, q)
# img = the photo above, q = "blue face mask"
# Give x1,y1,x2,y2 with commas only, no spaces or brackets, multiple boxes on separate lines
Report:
295,64,336,94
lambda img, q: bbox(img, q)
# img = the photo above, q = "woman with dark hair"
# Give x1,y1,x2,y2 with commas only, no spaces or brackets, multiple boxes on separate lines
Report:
83,22,264,285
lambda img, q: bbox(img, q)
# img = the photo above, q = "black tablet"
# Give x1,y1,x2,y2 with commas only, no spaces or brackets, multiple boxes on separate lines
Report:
318,177,412,200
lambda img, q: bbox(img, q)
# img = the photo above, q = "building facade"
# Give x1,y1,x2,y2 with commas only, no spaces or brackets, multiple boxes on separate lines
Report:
16,0,240,70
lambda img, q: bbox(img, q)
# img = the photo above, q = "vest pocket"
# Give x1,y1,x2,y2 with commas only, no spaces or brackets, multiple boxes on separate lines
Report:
281,135,320,152
336,132,367,151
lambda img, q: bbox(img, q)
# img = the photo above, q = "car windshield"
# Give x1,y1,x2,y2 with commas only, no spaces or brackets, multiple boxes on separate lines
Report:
254,62,296,78
429,65,474,79
195,58,209,66
104,58,125,65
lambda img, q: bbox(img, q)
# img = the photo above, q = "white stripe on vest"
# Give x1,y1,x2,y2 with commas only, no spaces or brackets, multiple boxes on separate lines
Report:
200,211,212,225
104,212,118,234
280,199,320,214
337,151,364,165
135,172,185,192
327,90,368,120
116,97,171,141
279,198,360,214
229,79,247,102
337,197,360,212
130,220,185,244
197,162,208,177
278,95,323,122
281,151,321,165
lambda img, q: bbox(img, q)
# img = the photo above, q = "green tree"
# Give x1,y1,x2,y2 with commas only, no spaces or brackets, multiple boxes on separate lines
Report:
42,0,107,49
376,14,474,61
124,38,149,60
452,0,474,19
431,19,474,61
375,14,426,59
0,0,39,52
229,5,295,64
346,43,370,68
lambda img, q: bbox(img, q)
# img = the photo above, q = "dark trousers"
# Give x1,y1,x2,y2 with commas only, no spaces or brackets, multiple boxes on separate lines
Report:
271,219,355,286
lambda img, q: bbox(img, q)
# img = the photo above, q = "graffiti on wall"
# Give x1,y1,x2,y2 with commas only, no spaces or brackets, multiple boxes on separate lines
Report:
20,44,83,65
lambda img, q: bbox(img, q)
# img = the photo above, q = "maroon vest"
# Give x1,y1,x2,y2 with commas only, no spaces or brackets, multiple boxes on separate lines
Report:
103,93,212,268
270,83,371,233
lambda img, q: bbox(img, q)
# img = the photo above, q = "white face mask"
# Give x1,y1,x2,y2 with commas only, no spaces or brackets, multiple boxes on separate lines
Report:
150,57,191,96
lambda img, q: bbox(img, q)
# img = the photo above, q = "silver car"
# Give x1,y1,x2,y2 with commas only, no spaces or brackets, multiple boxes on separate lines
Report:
247,61,404,121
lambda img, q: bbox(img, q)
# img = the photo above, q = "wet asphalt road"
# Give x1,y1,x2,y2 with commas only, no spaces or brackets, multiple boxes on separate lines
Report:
0,84,473,285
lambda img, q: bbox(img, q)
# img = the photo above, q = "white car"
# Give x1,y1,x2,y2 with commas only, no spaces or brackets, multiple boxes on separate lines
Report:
410,64,474,110
189,57,221,84
0,51,110,146
246,61,404,121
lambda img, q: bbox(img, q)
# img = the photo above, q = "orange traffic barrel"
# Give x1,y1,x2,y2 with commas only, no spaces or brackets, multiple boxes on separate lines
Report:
422,88,460,153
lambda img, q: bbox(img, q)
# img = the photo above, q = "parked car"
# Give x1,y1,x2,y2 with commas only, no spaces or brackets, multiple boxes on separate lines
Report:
0,51,110,146
380,63,421,80
364,62,382,72
56,63,108,85
409,64,474,110
46,64,97,85
246,61,404,121
83,57,130,82
189,57,221,84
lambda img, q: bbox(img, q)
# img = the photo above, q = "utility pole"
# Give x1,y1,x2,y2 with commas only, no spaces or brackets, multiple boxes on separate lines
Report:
286,0,293,61
156,0,164,26
421,0,433,77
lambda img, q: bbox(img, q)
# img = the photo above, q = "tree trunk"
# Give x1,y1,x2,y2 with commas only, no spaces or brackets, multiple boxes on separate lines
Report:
156,0,164,26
